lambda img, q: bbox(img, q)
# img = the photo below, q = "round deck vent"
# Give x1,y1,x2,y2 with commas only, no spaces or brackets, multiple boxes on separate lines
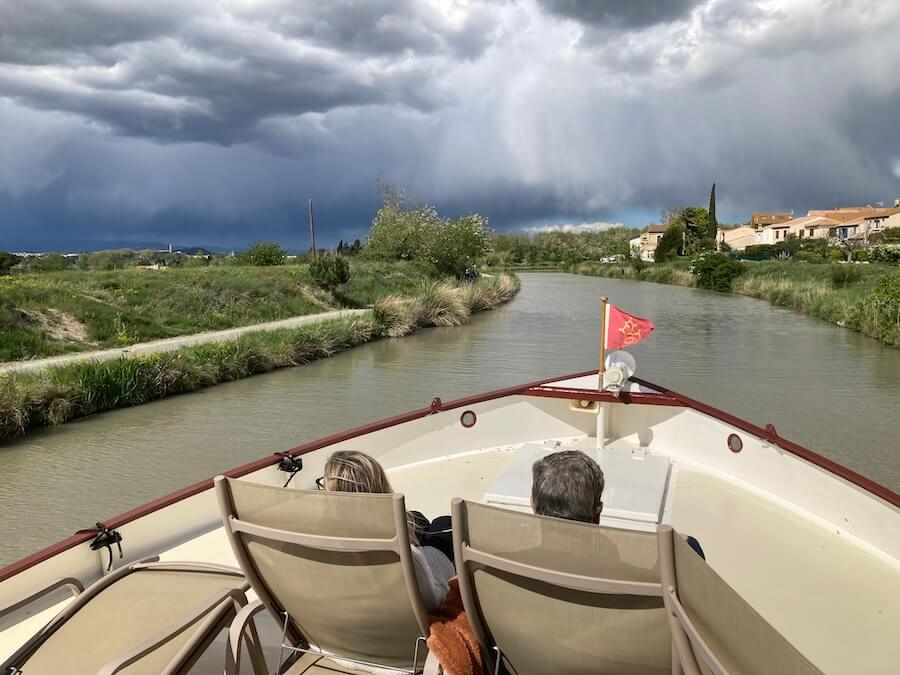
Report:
460,410,477,428
727,433,743,453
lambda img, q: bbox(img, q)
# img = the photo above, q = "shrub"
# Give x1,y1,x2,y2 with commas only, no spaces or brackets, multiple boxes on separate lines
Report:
689,252,745,292
851,275,900,345
869,245,900,265
0,252,20,275
27,253,71,272
309,255,350,291
410,282,469,327
853,249,869,262
827,248,845,262
830,264,861,288
372,295,415,337
240,242,286,266
654,224,684,262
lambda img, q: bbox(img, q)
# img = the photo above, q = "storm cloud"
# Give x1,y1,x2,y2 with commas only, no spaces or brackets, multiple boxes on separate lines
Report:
1,0,898,250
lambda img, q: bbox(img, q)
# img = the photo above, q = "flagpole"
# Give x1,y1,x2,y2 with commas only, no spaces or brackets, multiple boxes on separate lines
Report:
598,296,608,391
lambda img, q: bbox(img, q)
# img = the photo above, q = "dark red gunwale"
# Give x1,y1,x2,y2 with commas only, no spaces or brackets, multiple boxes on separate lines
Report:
1,369,897,584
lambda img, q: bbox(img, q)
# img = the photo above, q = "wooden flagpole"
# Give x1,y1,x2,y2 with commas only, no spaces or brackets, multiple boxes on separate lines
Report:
598,296,608,391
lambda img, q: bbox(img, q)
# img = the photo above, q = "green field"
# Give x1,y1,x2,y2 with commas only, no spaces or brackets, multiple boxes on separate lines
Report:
571,260,900,347
0,275,520,441
0,261,431,361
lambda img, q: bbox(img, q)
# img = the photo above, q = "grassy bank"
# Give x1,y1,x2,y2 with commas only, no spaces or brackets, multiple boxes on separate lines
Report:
0,261,431,362
571,261,900,347
0,275,520,442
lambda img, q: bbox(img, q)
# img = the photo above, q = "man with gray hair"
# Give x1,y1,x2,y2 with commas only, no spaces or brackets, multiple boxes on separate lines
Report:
531,450,604,524
531,449,706,558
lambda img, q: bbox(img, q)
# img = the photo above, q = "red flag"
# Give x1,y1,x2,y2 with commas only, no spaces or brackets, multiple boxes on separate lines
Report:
605,303,654,349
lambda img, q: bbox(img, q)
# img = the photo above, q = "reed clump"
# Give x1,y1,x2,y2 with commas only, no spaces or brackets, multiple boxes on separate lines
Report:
0,275,521,442
411,282,471,327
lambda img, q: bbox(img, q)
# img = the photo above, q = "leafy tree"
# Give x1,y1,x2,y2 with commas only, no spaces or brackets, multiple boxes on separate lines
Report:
309,254,350,291
678,207,713,255
0,251,20,275
28,253,71,272
424,213,492,277
363,183,491,276
241,241,286,266
688,252,744,292
364,186,442,262
654,223,685,262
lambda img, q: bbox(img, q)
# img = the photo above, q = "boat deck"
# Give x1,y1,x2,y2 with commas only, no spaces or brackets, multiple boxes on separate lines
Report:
178,449,900,673
3,445,899,674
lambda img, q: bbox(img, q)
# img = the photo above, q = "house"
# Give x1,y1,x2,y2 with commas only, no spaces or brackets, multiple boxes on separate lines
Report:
756,221,793,245
864,207,900,237
717,226,756,251
636,224,669,261
751,212,792,227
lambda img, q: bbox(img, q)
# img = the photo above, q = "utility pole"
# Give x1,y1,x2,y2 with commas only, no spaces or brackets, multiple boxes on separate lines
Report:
308,198,318,260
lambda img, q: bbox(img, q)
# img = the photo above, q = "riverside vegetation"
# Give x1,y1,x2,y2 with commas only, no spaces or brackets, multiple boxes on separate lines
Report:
0,261,431,362
0,186,523,439
572,259,900,347
0,274,520,441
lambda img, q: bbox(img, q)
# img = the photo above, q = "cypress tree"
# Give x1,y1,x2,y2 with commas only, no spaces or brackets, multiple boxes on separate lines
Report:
708,182,717,245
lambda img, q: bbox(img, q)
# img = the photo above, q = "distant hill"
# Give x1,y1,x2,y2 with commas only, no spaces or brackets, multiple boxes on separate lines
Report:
7,240,232,255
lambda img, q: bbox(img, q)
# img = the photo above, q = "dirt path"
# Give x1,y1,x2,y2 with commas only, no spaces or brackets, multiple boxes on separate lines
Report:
0,309,368,375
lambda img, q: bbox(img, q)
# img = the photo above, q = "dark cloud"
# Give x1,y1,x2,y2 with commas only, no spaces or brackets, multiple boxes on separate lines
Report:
1,1,899,251
538,0,703,29
0,0,497,144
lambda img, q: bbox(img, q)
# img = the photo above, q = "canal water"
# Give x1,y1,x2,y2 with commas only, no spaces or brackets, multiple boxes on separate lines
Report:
1,272,898,565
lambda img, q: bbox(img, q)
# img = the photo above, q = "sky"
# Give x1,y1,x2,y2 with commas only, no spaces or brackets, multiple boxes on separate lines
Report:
1,0,899,251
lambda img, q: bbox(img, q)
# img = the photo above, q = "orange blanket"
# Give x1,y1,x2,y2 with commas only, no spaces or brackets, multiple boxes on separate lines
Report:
427,577,483,675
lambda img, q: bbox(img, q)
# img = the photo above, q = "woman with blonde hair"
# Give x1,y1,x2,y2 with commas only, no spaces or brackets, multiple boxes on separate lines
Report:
318,450,455,611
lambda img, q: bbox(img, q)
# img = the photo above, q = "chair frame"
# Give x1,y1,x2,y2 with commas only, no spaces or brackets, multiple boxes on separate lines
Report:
451,498,667,675
0,557,249,675
215,476,432,675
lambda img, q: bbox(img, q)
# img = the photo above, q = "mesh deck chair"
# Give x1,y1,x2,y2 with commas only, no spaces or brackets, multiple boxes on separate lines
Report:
451,499,672,675
0,558,249,675
657,525,824,675
215,476,435,675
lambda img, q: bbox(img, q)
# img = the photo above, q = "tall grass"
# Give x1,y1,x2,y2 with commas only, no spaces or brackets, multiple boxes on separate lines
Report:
570,260,900,347
570,261,696,287
0,274,521,442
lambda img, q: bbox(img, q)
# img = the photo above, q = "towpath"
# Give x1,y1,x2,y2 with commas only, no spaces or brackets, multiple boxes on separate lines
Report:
0,309,369,375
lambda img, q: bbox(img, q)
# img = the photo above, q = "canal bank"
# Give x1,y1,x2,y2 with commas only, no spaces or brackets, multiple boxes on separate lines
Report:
571,260,900,347
1,272,898,565
0,276,519,442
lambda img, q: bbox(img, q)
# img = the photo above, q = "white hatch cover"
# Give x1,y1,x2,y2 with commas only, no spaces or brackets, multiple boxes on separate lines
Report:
483,443,671,530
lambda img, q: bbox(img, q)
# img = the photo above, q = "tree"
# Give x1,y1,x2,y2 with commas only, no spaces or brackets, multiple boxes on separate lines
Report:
364,186,441,262
28,253,71,272
424,213,493,277
363,183,492,276
241,241,286,266
309,254,350,291
0,251,20,275
708,182,717,242
655,223,685,262
680,207,713,255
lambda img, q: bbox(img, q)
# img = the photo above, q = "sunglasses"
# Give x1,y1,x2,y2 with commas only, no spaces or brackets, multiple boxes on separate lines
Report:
315,476,326,490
